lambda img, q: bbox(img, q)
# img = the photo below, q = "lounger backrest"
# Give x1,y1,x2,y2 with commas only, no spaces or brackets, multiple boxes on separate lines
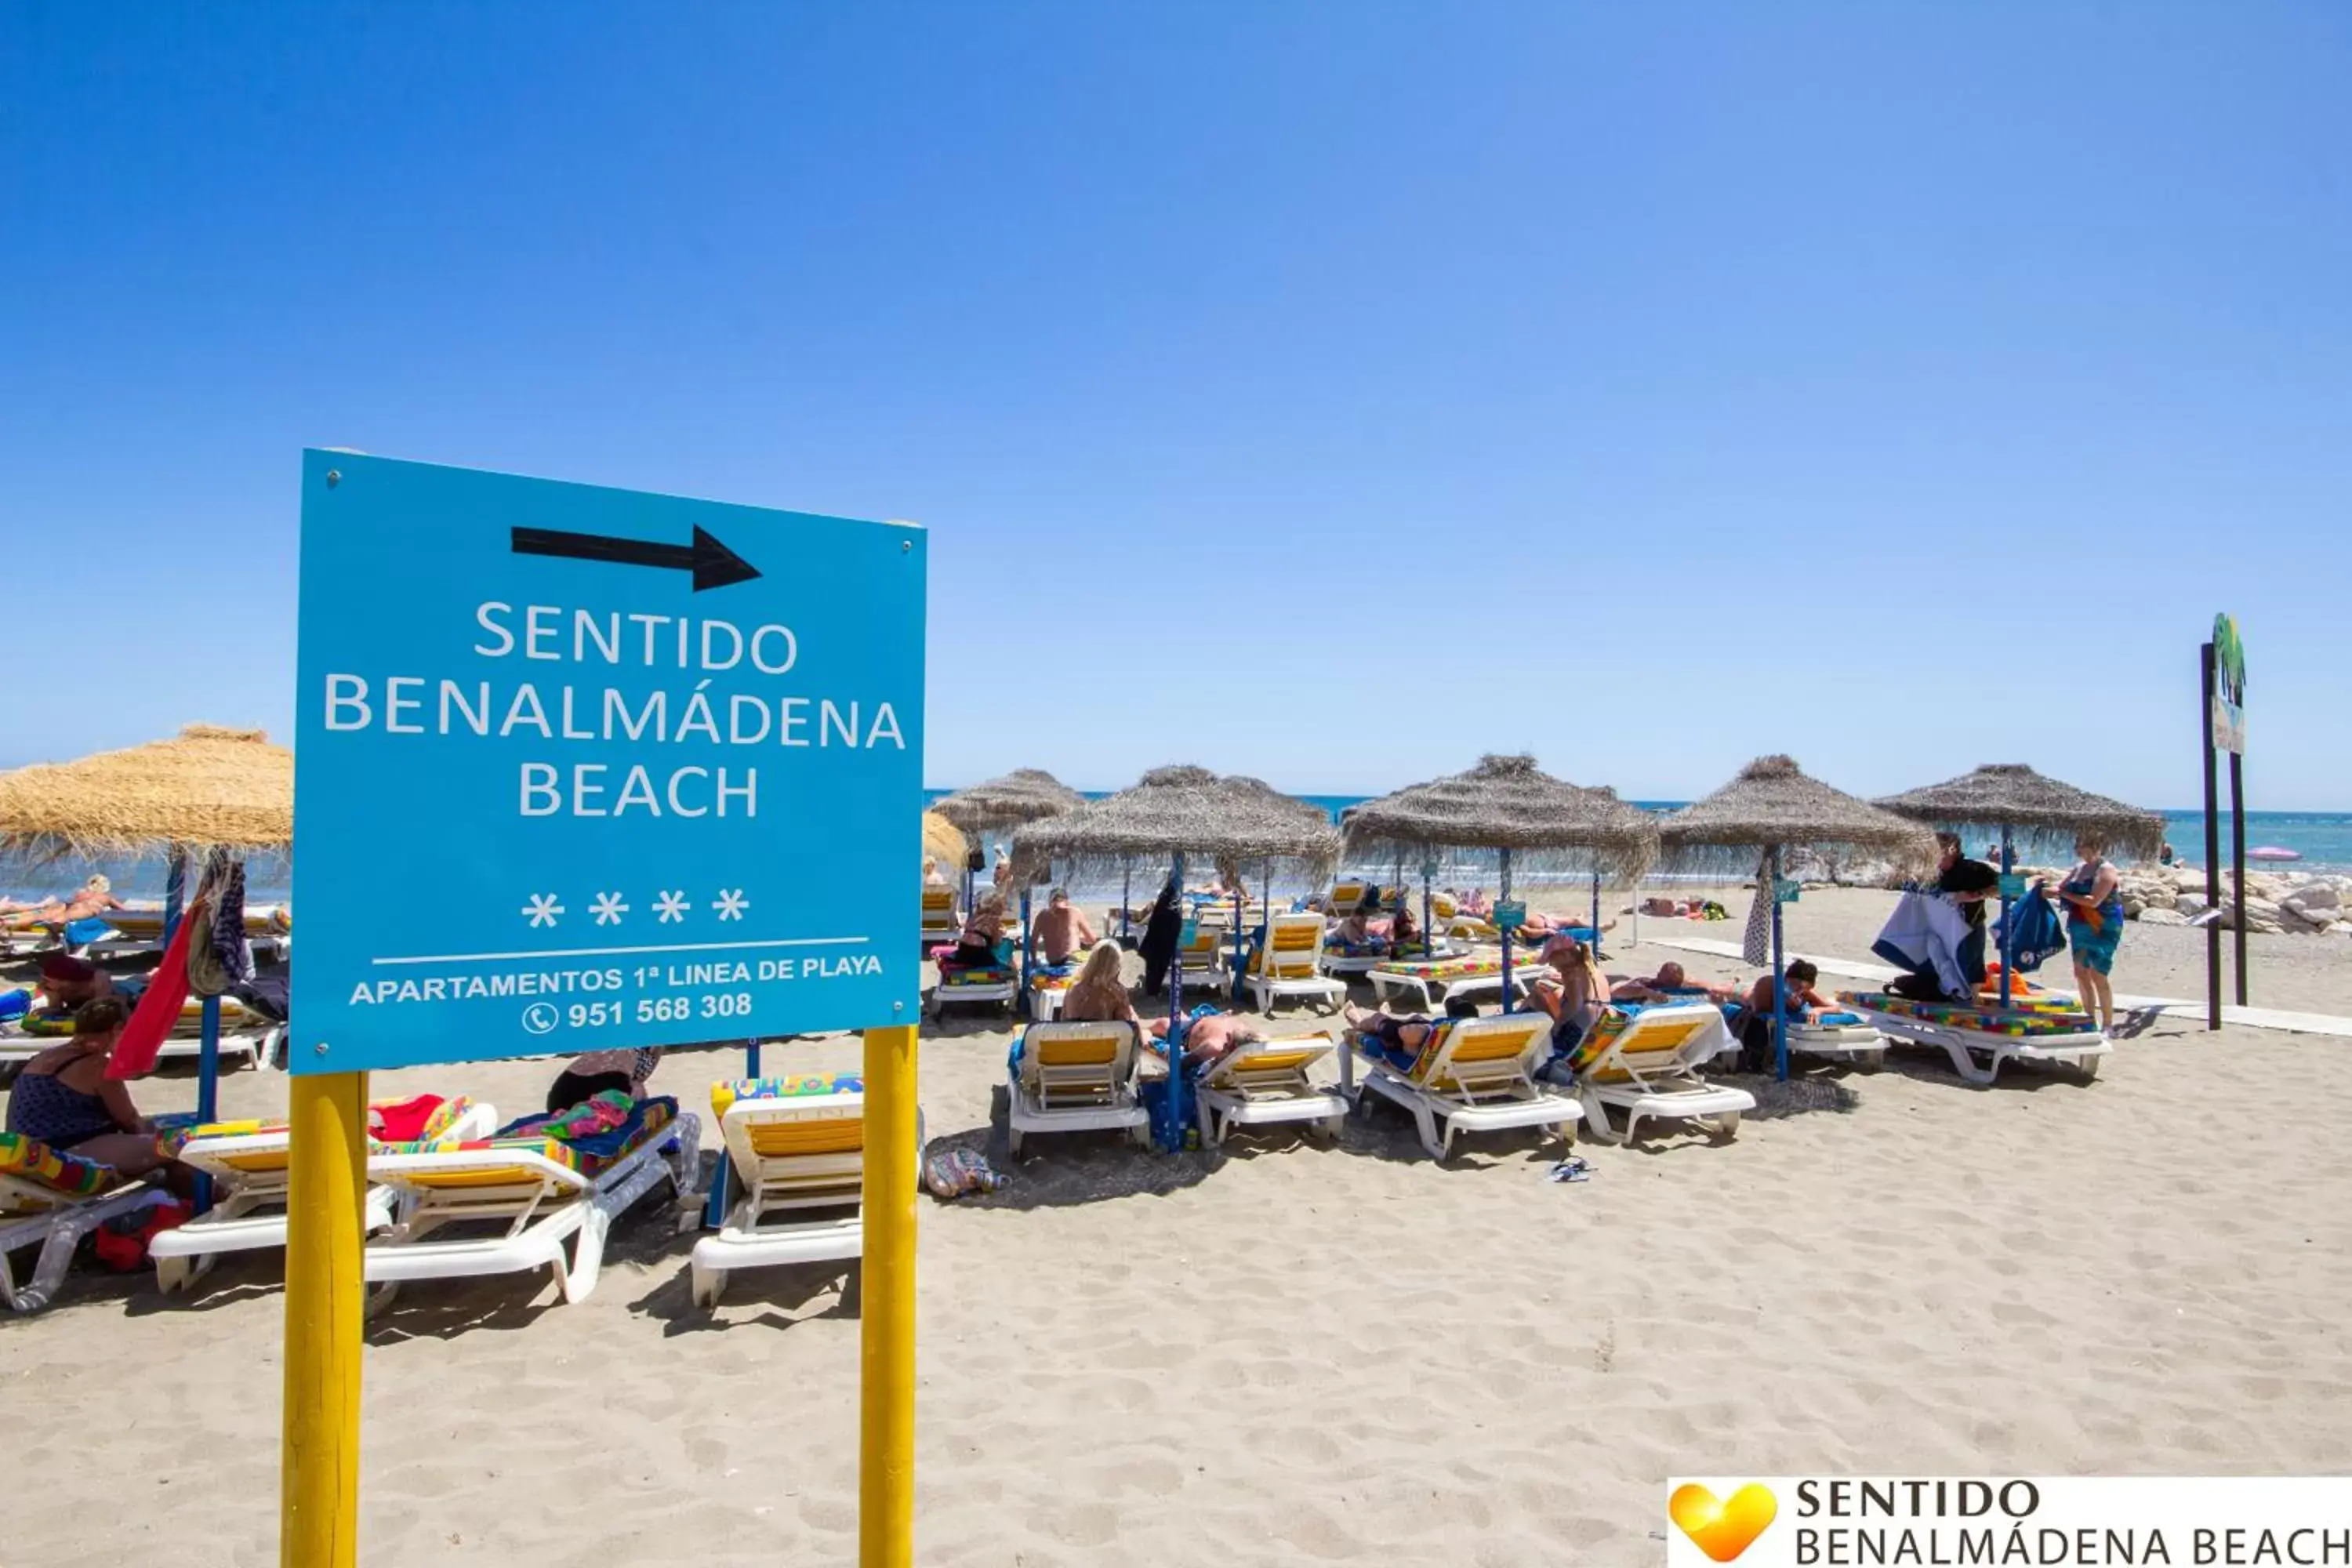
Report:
1431,894,1458,920
1251,913,1327,978
920,889,957,931
1203,1035,1333,1096
1415,1016,1546,1091
1326,883,1365,916
1018,1022,1138,1107
373,1152,589,1196
1582,1005,1717,1083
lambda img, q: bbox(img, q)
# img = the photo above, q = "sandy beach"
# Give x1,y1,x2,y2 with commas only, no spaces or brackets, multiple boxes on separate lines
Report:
5,885,2352,1566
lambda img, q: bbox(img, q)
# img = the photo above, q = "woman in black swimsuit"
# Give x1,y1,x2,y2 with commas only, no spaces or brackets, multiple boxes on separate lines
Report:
5,998,189,1188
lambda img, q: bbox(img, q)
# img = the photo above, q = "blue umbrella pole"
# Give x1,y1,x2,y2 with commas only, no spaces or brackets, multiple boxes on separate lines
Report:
162,849,188,949
1229,887,1247,1005
1591,872,1602,959
1498,848,1515,1014
1999,826,2016,1009
1769,846,1789,1081
193,994,220,1214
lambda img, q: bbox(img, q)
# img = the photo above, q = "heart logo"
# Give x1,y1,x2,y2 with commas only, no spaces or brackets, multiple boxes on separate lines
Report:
1670,1483,1779,1562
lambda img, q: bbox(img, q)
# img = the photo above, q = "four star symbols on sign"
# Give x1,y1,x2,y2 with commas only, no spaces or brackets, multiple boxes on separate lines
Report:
520,890,751,927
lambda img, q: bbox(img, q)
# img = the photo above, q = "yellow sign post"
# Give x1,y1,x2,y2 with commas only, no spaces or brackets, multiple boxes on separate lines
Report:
859,1023,920,1566
281,1071,369,1567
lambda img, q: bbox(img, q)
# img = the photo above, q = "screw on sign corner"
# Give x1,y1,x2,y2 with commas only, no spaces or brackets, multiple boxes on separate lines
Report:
325,470,341,488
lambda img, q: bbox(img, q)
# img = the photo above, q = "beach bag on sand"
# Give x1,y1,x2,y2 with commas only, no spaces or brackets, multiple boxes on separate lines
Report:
93,1198,191,1271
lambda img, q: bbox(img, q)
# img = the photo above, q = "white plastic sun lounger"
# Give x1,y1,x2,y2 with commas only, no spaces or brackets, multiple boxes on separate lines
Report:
1570,1004,1755,1144
1,1155,170,1314
928,967,1018,1018
1006,1021,1152,1157
1352,1013,1581,1160
363,1109,699,1309
690,1079,924,1308
918,887,960,951
151,1097,499,1295
1365,955,1546,1013
1243,913,1348,1014
1784,1013,1887,1068
1193,1033,1348,1149
1837,992,2108,1087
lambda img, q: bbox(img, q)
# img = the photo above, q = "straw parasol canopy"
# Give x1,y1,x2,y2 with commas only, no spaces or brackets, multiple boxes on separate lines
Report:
931,768,1088,835
1341,754,1661,884
1007,764,1341,887
1875,764,2165,861
922,811,967,873
1658,754,1937,873
0,724,292,859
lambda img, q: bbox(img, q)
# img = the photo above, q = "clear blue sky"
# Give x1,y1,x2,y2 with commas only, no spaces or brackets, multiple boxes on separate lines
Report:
5,3,2347,808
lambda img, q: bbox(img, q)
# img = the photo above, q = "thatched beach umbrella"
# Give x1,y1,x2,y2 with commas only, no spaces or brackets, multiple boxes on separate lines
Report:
0,724,292,860
934,768,1090,992
933,768,1087,848
0,724,294,1196
1659,755,1936,1079
1343,754,1661,1025
921,811,967,878
1010,764,1341,1146
1875,763,2164,1006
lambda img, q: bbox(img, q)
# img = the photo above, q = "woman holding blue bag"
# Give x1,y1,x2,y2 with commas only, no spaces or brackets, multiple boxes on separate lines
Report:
2054,837,2126,1034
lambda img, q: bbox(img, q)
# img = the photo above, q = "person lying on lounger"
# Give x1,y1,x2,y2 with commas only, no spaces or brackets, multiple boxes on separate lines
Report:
1325,908,1388,953
1145,1008,1262,1069
1341,1002,1446,1072
1610,961,1733,1004
3,875,127,930
5,997,193,1192
1031,888,1099,966
1388,902,1423,951
1513,910,1618,942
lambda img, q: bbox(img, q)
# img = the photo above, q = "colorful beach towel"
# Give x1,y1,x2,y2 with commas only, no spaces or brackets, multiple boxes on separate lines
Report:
0,1130,119,1199
1840,991,2094,1038
711,1073,862,1118
387,1092,678,1178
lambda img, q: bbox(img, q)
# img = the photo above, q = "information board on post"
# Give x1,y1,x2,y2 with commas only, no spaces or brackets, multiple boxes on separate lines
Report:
291,451,925,1073
1490,900,1527,931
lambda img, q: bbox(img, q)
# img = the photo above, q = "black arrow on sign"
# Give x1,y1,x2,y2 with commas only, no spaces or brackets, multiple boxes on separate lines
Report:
510,524,761,592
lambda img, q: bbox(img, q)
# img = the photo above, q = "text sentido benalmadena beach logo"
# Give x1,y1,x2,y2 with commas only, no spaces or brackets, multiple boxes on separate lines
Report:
1664,1477,2352,1567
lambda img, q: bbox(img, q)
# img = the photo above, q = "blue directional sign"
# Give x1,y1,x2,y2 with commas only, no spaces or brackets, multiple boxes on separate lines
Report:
291,451,925,1073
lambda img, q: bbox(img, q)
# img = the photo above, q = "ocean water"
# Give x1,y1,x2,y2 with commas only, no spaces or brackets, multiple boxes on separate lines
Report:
925,790,2352,882
5,802,2339,908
